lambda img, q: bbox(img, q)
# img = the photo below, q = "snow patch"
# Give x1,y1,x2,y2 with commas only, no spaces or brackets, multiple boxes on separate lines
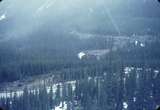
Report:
153,70,159,78
0,90,23,98
54,102,67,110
0,80,76,99
78,52,86,60
123,102,128,109
135,40,138,46
88,76,92,81
0,14,6,21
140,43,145,47
154,70,159,74
133,97,136,102
124,67,132,75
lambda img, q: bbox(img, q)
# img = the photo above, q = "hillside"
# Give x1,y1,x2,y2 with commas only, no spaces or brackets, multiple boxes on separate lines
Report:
0,0,160,110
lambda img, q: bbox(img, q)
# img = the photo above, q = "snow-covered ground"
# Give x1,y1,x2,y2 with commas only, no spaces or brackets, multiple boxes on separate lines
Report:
123,102,128,109
0,80,76,98
0,13,6,21
0,66,159,99
0,90,23,98
54,101,67,110
78,49,110,60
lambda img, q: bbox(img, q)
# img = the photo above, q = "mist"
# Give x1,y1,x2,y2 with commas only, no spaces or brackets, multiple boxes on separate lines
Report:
0,1,160,110
0,0,160,42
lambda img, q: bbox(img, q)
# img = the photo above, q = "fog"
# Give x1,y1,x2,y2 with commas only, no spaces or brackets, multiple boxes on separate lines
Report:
1,1,160,110
0,0,160,42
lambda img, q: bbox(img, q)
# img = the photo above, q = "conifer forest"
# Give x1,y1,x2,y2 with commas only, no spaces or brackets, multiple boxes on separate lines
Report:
0,0,160,110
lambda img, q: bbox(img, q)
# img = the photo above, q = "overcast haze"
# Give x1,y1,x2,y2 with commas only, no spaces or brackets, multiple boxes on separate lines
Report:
0,0,160,41
0,1,160,110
